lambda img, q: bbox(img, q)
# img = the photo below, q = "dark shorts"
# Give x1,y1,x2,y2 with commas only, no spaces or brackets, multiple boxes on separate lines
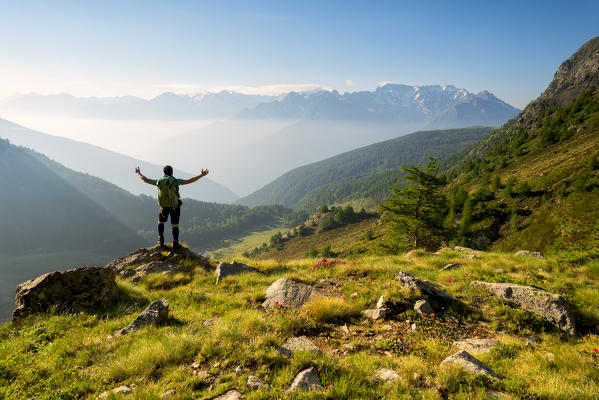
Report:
158,206,181,225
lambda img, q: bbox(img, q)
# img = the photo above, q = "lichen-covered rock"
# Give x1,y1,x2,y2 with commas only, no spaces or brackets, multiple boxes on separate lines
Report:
396,271,458,303
13,266,117,320
362,308,388,320
453,338,500,354
442,263,462,271
515,250,545,259
454,246,478,252
262,278,320,308
471,281,575,335
278,336,322,356
288,367,324,392
212,390,242,400
107,246,209,276
215,261,258,283
441,350,499,379
376,368,399,382
414,299,434,316
247,375,270,390
129,261,186,282
116,299,169,336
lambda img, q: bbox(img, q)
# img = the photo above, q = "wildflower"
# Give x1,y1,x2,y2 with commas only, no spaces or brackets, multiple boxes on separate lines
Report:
594,348,598,353
327,384,333,389
342,295,347,301
430,313,435,318
306,309,310,314
464,273,469,277
350,293,357,299
447,278,452,283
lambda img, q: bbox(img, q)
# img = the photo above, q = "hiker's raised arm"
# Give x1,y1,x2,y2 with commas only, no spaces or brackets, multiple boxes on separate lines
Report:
135,167,154,185
182,169,209,185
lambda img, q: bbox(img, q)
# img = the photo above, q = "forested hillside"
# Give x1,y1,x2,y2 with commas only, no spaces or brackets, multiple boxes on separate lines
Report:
238,127,494,209
439,37,599,253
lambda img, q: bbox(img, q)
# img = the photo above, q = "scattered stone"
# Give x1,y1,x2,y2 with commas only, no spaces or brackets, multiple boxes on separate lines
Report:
453,338,500,354
99,386,132,398
213,361,220,368
278,336,322,356
13,266,118,320
262,278,320,308
495,268,506,275
454,246,478,252
515,250,545,259
340,324,350,334
194,370,210,379
116,299,169,336
203,318,221,327
525,335,542,345
247,375,271,391
129,260,186,282
212,390,243,400
411,323,417,331
396,271,458,303
376,295,386,309
161,389,176,398
543,353,556,364
414,299,434,316
486,389,512,399
288,367,324,392
191,362,201,370
215,261,259,283
441,350,499,379
463,254,480,260
376,368,399,382
471,281,576,335
235,365,242,373
442,263,462,271
350,292,358,298
382,324,393,331
362,308,388,320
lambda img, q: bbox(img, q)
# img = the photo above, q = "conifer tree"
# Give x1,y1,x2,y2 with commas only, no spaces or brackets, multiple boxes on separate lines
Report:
380,157,447,249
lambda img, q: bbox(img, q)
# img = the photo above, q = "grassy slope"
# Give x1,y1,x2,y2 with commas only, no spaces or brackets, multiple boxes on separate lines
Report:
1,250,598,399
208,226,288,260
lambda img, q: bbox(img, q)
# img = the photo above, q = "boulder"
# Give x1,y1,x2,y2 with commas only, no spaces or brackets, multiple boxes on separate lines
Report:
288,367,324,392
453,338,500,354
414,300,434,316
462,254,480,260
212,390,243,400
107,246,209,277
215,261,258,283
262,278,320,308
376,368,399,382
442,263,462,271
99,386,132,398
515,250,545,259
129,261,186,282
441,350,499,379
13,266,117,320
376,295,386,309
247,375,270,390
454,246,477,252
116,299,169,336
362,308,388,320
278,336,322,356
471,281,575,335
396,271,458,303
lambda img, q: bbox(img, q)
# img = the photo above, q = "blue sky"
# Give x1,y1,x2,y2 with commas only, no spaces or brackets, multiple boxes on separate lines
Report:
0,0,597,108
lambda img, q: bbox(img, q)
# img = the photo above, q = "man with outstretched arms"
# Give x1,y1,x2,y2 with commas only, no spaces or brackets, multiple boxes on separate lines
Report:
135,165,209,251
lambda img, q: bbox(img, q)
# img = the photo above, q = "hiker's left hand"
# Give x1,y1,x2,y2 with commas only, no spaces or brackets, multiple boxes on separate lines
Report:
135,167,141,174
201,169,209,176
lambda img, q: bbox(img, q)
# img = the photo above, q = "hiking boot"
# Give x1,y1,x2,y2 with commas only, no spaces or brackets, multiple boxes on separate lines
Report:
156,237,167,250
172,241,182,252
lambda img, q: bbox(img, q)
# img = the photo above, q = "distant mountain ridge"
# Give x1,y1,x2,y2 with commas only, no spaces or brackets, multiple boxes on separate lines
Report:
237,126,495,209
242,84,519,127
0,117,239,203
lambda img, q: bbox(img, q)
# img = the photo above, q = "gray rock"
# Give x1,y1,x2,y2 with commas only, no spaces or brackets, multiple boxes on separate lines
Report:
288,367,324,392
453,338,500,354
129,261,186,282
376,368,399,382
262,278,320,308
462,254,480,260
414,299,434,316
376,295,386,309
471,281,575,335
203,317,221,327
278,336,322,356
442,263,462,271
441,350,499,379
13,266,118,320
495,268,506,274
486,389,512,399
396,271,458,303
107,246,209,276
117,299,169,336
247,375,270,390
215,261,258,283
362,308,388,320
99,386,132,398
454,246,477,252
515,250,545,259
212,390,243,400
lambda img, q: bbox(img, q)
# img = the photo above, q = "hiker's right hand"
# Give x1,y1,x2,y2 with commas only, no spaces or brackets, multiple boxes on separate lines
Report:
135,167,141,174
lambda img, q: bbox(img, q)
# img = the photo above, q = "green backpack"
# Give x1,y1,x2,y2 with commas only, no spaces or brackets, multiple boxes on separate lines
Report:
156,176,180,208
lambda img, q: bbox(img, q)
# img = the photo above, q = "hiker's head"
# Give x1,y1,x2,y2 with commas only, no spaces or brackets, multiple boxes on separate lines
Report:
163,165,173,176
